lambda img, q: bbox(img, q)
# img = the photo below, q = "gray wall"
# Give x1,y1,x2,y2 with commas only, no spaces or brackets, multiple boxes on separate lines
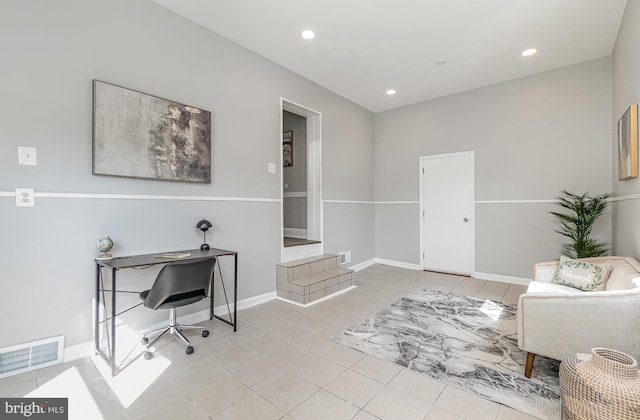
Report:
374,58,613,278
612,0,640,259
283,111,307,231
0,0,374,348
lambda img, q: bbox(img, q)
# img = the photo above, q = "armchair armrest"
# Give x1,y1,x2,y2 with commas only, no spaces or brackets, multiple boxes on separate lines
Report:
532,260,559,283
517,290,640,362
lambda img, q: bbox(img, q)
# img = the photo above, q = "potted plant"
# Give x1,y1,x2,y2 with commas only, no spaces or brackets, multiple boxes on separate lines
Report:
550,190,611,258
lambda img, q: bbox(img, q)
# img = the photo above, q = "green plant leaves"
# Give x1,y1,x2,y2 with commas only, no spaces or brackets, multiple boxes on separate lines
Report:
550,189,610,258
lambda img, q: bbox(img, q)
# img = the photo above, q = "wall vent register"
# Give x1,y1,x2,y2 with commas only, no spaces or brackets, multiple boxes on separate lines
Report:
0,335,64,378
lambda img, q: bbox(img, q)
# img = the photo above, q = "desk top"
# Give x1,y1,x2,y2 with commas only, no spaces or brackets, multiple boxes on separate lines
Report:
95,248,236,270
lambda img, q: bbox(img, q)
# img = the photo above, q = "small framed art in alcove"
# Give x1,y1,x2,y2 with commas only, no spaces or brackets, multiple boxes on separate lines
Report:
283,130,293,167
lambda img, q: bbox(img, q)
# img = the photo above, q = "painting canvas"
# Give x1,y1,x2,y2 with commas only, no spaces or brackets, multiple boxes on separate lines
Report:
618,104,638,181
93,80,211,183
283,130,293,167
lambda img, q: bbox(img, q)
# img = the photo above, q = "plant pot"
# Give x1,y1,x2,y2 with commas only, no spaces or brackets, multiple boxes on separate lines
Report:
560,347,640,419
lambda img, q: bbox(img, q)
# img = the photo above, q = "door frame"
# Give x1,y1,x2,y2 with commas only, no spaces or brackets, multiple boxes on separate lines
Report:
419,151,475,275
280,98,323,262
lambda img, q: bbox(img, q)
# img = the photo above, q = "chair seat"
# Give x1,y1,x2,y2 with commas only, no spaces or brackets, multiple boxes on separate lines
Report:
139,289,206,309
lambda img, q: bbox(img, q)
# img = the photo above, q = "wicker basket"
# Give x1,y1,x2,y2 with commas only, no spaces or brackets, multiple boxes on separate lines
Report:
560,348,640,419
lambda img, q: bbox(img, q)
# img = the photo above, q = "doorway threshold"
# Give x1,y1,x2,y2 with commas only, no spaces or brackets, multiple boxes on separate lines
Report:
284,237,322,248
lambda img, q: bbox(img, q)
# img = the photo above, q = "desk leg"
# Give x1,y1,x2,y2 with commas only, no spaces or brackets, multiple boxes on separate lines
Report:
210,265,215,320
209,255,237,331
111,268,117,377
233,253,237,332
94,264,100,353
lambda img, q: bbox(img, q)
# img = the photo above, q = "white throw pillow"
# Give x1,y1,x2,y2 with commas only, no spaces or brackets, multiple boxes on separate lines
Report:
552,256,611,291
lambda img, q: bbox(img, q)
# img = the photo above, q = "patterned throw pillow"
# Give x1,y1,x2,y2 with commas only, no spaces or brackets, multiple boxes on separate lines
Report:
552,256,611,291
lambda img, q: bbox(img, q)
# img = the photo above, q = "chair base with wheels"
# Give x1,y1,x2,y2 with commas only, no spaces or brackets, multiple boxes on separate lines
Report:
140,305,209,360
138,258,216,360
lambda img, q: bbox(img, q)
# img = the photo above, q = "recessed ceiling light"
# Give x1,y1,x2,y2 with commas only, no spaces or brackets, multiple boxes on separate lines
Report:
386,89,397,95
301,30,315,40
521,48,537,57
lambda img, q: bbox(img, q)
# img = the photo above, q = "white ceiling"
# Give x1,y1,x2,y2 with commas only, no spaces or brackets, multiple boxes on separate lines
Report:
152,0,628,113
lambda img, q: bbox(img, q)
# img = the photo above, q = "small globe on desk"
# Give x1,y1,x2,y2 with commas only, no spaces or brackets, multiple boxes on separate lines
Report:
96,236,113,260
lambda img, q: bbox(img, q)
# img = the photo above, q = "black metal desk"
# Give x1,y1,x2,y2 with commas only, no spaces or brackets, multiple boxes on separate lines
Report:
94,248,237,376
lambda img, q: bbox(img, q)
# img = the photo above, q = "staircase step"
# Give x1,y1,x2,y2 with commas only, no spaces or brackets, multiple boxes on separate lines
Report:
277,254,338,268
289,268,352,287
276,255,354,305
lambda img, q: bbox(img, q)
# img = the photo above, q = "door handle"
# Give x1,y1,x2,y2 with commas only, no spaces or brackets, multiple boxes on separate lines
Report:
463,217,469,222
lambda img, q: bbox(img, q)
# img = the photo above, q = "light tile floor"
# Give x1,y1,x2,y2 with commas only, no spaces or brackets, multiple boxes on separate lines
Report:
0,264,539,420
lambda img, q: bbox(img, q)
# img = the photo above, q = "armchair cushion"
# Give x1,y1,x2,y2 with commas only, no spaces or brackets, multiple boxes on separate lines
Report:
551,255,611,291
526,281,581,294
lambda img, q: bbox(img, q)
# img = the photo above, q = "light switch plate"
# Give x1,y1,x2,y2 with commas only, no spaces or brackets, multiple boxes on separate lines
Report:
18,147,37,165
268,162,276,173
16,188,35,207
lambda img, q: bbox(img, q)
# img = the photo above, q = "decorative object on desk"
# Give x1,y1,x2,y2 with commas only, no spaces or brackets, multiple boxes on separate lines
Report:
283,130,293,167
560,348,640,419
196,218,213,250
156,252,191,259
618,104,638,180
96,236,113,260
549,189,610,258
92,80,211,183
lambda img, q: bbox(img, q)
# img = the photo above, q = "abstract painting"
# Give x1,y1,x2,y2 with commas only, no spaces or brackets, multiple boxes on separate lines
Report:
618,104,638,181
92,80,211,183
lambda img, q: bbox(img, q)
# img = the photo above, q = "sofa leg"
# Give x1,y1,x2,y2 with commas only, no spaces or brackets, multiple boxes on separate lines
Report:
525,352,535,378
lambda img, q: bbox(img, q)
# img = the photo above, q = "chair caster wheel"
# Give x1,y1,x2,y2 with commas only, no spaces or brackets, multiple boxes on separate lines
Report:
202,330,209,337
186,346,194,355
144,351,153,360
141,337,148,345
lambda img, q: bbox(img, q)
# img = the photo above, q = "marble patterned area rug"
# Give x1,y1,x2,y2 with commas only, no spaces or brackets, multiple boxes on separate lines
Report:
330,290,561,419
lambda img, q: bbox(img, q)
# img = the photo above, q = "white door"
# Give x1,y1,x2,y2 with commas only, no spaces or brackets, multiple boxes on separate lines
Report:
420,152,474,275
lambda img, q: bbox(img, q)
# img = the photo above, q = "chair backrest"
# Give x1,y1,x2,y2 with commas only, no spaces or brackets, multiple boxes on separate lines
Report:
143,258,216,310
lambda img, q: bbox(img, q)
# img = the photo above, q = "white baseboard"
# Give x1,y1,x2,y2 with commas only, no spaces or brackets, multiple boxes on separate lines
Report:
347,258,377,272
473,271,530,286
63,341,94,363
233,291,278,311
276,285,357,308
283,228,307,239
283,192,307,199
374,258,422,271
64,291,277,363
359,258,531,286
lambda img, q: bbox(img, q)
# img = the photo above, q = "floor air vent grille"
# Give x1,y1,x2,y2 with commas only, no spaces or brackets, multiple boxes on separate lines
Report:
0,335,64,378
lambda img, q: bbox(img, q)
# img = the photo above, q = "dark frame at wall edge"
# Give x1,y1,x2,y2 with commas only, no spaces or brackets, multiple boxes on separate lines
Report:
618,103,638,181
